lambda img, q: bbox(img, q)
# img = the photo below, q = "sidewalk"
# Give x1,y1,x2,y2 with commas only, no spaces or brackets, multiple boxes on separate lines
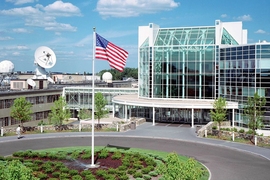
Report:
2,121,269,161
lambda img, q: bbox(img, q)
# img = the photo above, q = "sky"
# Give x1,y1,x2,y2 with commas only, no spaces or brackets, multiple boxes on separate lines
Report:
0,0,270,74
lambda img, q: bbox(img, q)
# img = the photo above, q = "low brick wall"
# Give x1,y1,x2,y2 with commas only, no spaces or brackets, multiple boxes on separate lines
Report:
197,121,270,145
1,118,146,135
118,118,146,132
210,130,270,144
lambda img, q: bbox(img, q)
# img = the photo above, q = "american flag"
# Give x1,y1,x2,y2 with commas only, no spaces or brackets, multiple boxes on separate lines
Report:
95,33,128,72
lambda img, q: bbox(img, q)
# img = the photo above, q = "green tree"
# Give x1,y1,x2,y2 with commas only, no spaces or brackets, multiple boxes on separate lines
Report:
78,109,91,120
0,160,38,180
210,97,227,138
94,92,109,128
244,92,266,143
10,97,32,127
48,96,71,126
98,67,138,80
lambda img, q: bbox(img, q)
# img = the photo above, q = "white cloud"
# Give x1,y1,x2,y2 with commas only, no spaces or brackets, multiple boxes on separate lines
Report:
0,6,42,16
96,0,180,17
55,32,61,36
235,14,252,21
42,1,82,17
12,51,20,56
0,36,13,41
6,0,37,5
45,23,77,32
17,45,29,50
13,28,31,33
0,1,81,32
255,29,266,34
4,45,29,50
221,14,227,18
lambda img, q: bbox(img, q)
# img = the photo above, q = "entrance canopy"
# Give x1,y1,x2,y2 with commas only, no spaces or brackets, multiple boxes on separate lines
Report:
112,94,238,109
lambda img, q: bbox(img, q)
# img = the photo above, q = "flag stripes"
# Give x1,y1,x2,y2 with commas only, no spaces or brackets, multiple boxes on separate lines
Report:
95,33,128,72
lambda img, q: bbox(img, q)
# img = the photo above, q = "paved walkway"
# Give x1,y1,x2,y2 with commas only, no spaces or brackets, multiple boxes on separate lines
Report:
1,122,270,180
1,122,269,160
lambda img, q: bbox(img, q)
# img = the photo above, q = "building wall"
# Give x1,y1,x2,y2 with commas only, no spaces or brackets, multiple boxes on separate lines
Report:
219,43,270,127
0,89,61,127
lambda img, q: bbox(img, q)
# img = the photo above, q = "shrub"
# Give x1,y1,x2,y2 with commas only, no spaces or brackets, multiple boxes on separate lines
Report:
239,129,245,133
52,171,60,178
54,162,65,170
149,171,158,177
59,167,69,173
12,151,25,157
231,127,238,132
108,168,117,174
145,159,157,167
72,175,83,180
0,160,37,180
56,154,66,160
30,166,40,171
59,173,70,179
37,152,47,158
81,153,91,159
80,170,92,176
212,126,217,130
115,170,126,176
112,151,122,160
246,129,256,135
141,167,151,174
158,152,205,180
133,172,143,178
118,165,127,171
44,167,54,173
103,174,116,180
37,172,47,180
118,174,129,180
225,128,230,131
41,163,52,170
96,169,106,177
69,169,79,176
143,175,151,180
71,151,80,159
33,160,43,165
127,168,136,175
47,153,58,159
85,174,96,180
98,149,109,159
133,163,143,170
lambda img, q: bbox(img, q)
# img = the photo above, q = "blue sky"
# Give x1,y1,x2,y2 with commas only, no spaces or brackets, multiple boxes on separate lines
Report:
0,0,269,74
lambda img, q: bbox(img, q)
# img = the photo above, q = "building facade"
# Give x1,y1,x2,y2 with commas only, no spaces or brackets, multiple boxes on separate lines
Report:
112,20,270,128
219,43,270,127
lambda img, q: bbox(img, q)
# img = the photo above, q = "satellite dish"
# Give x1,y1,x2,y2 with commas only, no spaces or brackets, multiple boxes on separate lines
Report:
34,46,56,69
27,78,36,87
32,46,56,84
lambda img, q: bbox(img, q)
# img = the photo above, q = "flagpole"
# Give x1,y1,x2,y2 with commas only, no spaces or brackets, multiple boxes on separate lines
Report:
91,27,96,167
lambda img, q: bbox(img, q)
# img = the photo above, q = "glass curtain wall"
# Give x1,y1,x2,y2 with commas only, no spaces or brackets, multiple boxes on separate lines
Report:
219,44,270,127
139,27,217,99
